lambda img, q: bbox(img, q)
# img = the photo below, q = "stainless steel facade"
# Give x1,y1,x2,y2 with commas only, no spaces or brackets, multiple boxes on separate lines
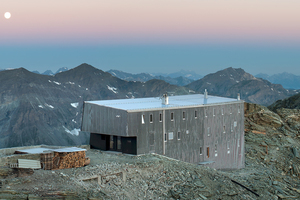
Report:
81,96,245,169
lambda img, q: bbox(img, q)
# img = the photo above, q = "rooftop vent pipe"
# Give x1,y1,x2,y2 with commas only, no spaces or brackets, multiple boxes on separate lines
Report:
237,93,240,101
162,93,169,105
204,89,208,99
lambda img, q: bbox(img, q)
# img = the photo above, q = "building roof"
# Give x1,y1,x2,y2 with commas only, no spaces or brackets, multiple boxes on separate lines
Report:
85,94,241,112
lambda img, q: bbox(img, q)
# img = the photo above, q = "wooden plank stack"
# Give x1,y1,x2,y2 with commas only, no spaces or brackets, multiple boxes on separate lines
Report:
52,151,86,170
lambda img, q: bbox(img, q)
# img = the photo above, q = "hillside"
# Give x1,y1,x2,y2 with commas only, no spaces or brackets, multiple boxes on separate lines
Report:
0,64,189,148
268,93,300,111
187,67,298,106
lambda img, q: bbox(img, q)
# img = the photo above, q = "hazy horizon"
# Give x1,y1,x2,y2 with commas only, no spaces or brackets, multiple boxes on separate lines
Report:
1,1,299,75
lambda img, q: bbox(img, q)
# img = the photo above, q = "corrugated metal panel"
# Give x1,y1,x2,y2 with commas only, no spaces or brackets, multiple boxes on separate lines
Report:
18,159,41,169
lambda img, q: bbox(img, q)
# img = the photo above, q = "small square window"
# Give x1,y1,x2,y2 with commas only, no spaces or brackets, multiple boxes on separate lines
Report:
230,107,232,114
213,108,216,116
195,110,197,118
164,133,167,142
177,132,181,140
234,121,237,127
223,125,226,133
150,114,153,123
159,113,162,122
238,106,241,113
205,109,208,117
207,127,210,136
200,147,203,155
186,130,189,134
169,132,173,140
171,112,174,121
231,124,233,132
182,111,186,120
222,108,224,115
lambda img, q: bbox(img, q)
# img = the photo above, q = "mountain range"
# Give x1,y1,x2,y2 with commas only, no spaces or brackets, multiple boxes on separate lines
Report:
0,64,189,148
0,64,299,148
256,72,300,89
107,70,195,86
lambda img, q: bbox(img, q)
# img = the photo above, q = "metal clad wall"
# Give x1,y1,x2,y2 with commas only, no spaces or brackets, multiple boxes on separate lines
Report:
82,103,128,136
128,110,163,155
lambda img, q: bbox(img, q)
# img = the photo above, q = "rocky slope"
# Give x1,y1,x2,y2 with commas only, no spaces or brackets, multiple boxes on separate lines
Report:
0,64,189,148
187,67,298,106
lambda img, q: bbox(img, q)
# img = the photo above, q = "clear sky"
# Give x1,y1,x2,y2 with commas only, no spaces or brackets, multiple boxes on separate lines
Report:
1,0,299,75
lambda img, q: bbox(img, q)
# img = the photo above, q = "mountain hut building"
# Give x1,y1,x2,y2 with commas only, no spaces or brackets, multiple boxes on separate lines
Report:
81,93,245,169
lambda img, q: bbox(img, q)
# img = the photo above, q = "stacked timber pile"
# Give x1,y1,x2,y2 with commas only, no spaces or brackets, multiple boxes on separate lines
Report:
52,151,86,170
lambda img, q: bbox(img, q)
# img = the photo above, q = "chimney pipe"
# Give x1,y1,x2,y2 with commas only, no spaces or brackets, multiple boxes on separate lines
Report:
204,89,208,99
162,93,169,105
237,93,240,101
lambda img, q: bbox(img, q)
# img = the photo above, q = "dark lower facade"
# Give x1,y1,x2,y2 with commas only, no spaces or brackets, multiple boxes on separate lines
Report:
90,133,137,155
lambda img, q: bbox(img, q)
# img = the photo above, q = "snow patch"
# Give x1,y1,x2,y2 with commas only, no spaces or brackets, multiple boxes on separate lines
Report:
38,105,43,108
206,82,211,85
271,88,274,91
53,81,61,85
72,119,77,123
86,88,88,90
63,126,80,136
71,102,79,108
107,85,118,94
236,81,239,83
111,72,117,76
68,81,75,85
78,85,81,87
48,80,52,83
45,103,54,109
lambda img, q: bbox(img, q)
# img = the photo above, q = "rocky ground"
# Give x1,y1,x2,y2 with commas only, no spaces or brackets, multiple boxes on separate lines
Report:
0,102,300,199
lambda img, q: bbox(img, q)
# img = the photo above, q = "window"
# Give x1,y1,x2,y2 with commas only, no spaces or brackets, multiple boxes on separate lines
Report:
177,132,181,140
182,111,186,120
200,147,203,155
215,144,218,157
234,121,237,127
205,109,208,117
227,141,230,154
207,127,210,136
159,113,162,122
169,132,173,140
171,112,174,121
238,106,241,113
141,115,145,124
213,108,216,116
164,133,167,142
230,106,232,114
195,110,197,118
231,124,233,132
186,130,189,134
222,108,224,115
238,139,240,147
223,125,226,133
207,147,210,158
101,135,106,140
150,114,153,123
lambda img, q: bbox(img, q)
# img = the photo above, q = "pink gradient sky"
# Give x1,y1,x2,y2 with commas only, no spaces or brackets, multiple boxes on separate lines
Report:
1,0,300,46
